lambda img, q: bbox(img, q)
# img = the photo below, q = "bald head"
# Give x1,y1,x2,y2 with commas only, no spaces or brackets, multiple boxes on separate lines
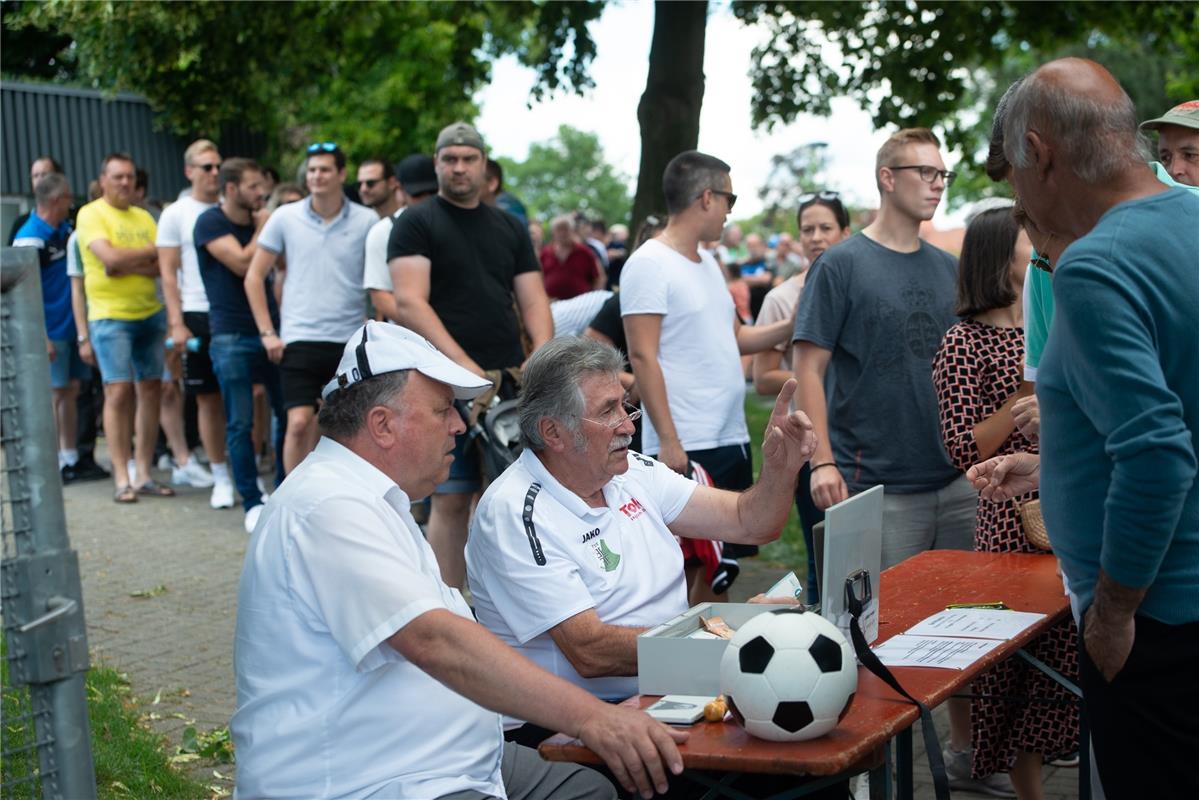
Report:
1002,58,1149,185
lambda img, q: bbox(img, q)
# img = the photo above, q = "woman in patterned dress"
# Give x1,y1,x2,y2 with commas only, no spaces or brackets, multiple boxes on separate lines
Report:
933,207,1079,800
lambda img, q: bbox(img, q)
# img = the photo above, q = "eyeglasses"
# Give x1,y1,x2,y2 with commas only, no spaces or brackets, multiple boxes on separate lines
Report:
888,165,956,186
307,142,338,154
195,163,221,173
358,178,382,189
580,401,642,430
798,190,841,205
708,189,738,210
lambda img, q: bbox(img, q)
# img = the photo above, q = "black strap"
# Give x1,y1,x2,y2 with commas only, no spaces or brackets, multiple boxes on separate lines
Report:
846,580,951,800
521,483,547,566
354,325,373,381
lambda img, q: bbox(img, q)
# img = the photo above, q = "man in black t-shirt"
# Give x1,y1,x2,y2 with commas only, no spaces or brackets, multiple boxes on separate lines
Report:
388,121,552,588
194,158,286,534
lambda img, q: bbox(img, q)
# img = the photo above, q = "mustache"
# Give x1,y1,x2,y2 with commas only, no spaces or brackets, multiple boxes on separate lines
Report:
609,435,633,452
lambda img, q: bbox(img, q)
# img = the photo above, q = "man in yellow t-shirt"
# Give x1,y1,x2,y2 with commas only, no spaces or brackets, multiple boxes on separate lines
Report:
74,152,173,503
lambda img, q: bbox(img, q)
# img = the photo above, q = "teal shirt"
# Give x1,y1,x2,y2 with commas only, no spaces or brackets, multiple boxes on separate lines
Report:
1038,187,1199,624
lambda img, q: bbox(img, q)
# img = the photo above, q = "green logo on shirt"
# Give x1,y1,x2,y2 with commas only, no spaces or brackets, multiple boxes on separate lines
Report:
598,539,621,572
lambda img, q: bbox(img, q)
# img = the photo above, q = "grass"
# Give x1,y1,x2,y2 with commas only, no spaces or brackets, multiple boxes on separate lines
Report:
1,641,212,800
744,392,810,570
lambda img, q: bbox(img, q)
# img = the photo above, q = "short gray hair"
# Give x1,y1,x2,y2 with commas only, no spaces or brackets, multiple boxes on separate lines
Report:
34,172,70,205
519,337,625,451
1002,70,1150,185
317,370,410,440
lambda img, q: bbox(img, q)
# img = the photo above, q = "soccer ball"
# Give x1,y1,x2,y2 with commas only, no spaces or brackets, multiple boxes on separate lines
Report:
718,608,857,741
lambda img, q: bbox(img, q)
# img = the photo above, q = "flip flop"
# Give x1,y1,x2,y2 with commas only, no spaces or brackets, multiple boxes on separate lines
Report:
114,485,138,504
134,479,176,497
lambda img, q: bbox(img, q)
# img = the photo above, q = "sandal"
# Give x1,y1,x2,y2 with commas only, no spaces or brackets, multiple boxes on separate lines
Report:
134,479,176,497
114,485,138,504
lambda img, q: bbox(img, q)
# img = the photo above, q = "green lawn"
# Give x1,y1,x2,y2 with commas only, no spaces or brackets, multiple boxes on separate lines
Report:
744,392,809,570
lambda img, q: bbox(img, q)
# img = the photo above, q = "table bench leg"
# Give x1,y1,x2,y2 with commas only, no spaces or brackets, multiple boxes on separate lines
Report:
895,728,914,800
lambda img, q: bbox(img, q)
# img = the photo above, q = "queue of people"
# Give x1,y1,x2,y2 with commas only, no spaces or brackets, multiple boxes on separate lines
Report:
12,63,1197,799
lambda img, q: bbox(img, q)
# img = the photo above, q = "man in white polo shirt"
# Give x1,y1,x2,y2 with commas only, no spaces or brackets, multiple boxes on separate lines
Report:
467,337,816,744
245,142,376,473
233,322,687,800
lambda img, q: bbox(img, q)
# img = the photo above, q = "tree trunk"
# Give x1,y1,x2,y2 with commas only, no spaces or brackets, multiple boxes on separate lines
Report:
630,0,707,239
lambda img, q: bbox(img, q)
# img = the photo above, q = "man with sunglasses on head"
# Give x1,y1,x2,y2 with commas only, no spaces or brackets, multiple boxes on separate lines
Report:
622,151,794,604
467,336,816,748
245,141,377,475
157,139,233,505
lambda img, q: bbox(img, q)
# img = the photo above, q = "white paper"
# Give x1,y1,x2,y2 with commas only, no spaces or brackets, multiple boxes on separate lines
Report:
872,634,1004,670
904,609,1046,641
645,695,713,724
765,571,804,600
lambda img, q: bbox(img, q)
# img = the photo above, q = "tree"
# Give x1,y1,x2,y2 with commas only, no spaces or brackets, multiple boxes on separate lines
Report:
754,142,829,232
499,125,631,224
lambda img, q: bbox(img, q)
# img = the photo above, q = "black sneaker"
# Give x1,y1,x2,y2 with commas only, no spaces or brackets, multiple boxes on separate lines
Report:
60,464,80,484
71,457,111,482
711,557,740,594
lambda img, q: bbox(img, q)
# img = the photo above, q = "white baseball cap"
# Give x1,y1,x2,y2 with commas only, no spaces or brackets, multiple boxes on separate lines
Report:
321,321,492,401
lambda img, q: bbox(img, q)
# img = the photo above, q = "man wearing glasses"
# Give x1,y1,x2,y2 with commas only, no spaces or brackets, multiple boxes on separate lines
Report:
157,139,233,505
622,151,794,603
467,337,815,746
355,157,401,219
245,142,377,474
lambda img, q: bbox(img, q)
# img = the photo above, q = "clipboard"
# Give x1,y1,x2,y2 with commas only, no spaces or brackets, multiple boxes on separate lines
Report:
819,485,884,645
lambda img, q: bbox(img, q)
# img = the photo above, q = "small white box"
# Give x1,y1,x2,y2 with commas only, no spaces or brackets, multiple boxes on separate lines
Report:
637,602,776,696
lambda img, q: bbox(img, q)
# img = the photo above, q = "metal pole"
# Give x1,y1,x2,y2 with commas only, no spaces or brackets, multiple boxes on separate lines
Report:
1,248,96,800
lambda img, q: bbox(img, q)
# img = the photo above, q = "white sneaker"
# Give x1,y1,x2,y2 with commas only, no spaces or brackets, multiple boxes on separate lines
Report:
243,503,265,534
157,453,175,471
210,478,235,509
257,476,270,501
944,747,1017,798
172,458,215,488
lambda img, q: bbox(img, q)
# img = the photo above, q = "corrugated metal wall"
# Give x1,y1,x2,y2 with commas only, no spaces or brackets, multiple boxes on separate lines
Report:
2,81,265,203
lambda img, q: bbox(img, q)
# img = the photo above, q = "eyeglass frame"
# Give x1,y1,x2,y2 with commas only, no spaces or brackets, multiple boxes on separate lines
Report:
700,188,738,210
798,190,841,205
580,401,642,430
358,178,383,189
307,141,339,154
886,165,957,186
193,162,222,173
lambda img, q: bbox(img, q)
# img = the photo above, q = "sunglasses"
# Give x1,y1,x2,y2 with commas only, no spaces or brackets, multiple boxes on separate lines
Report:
358,178,382,189
798,190,841,205
307,142,338,154
709,189,737,210
193,163,221,173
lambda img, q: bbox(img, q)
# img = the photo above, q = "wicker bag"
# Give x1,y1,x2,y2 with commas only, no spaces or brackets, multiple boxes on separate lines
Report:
1020,498,1052,552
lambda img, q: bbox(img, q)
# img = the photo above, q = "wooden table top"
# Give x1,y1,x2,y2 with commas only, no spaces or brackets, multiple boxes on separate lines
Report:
540,550,1070,776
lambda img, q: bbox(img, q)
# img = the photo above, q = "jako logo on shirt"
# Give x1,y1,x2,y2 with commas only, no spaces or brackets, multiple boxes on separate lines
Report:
581,528,601,543
619,498,646,521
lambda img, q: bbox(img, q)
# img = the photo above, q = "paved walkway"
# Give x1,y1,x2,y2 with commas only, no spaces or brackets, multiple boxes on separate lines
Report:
66,444,1080,797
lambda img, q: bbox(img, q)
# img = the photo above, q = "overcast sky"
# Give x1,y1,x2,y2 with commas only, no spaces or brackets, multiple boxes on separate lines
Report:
477,2,966,227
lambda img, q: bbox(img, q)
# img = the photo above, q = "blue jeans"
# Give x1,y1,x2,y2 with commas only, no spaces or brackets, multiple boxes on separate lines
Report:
89,310,167,384
209,333,286,511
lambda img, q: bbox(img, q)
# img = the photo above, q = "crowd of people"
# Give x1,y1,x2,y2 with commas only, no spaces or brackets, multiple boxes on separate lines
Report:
11,58,1197,800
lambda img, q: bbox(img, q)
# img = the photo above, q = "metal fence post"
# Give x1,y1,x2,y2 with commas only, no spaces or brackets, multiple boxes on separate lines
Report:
1,247,96,800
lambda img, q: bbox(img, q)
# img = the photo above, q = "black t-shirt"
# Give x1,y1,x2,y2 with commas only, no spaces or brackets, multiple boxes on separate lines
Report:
587,293,627,354
387,196,539,370
194,206,279,336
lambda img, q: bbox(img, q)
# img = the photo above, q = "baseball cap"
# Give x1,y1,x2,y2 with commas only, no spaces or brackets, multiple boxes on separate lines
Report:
322,321,491,400
435,121,486,154
397,154,438,196
1140,100,1199,132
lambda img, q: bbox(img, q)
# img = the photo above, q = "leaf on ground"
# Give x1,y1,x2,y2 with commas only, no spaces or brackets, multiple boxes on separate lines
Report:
169,752,200,765
208,785,231,798
129,584,168,598
152,688,163,705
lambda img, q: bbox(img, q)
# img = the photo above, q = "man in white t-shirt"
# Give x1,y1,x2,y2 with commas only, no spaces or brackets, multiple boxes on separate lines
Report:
467,336,815,744
621,151,793,601
233,322,688,800
157,138,233,507
362,154,438,323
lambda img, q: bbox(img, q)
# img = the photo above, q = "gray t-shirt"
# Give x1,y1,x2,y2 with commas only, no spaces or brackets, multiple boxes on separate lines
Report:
792,233,961,493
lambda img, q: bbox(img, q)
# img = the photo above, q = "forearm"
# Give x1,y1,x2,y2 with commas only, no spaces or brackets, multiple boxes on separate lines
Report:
554,624,645,678
519,295,553,351
98,244,158,276
736,318,791,354
734,464,796,542
628,354,679,447
752,351,791,396
243,260,277,335
796,368,833,463
159,255,185,327
70,279,89,337
369,289,400,323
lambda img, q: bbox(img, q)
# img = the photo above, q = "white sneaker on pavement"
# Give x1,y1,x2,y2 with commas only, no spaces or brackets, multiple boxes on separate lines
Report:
943,747,1017,797
257,476,270,502
172,458,215,488
210,478,235,509
244,503,265,534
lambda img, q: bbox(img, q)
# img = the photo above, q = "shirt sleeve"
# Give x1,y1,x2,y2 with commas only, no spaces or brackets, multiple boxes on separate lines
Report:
155,203,181,247
256,208,286,255
792,256,848,349
619,252,668,316
468,490,598,645
387,205,430,261
932,323,983,473
1053,256,1196,591
362,217,394,290
285,495,447,670
66,233,82,278
192,209,223,250
73,204,105,253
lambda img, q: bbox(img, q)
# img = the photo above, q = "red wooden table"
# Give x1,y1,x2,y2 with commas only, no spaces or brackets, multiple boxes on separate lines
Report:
540,550,1073,798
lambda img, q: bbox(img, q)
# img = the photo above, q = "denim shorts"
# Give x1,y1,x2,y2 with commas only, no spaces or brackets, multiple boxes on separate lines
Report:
48,338,90,389
435,429,482,495
89,310,167,384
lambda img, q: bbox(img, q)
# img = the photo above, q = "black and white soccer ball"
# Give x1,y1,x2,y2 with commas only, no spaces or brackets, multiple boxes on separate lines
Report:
718,608,857,741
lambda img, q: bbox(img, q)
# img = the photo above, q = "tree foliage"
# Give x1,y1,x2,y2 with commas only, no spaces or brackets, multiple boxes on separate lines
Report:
499,125,631,225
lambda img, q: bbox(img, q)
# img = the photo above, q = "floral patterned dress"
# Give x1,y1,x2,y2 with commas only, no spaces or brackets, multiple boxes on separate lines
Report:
933,319,1079,776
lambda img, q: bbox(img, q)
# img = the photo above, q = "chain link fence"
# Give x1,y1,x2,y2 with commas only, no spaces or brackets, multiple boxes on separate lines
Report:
1,247,96,799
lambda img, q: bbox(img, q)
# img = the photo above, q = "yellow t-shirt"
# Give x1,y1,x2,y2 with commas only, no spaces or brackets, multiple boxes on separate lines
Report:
75,199,161,321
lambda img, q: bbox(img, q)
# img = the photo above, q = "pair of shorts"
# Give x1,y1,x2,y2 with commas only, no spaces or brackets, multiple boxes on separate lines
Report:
280,340,345,410
181,311,220,395
48,338,90,389
435,426,483,495
89,310,167,385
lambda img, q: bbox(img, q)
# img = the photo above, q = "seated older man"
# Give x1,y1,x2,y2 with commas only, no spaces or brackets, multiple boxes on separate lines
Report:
467,336,815,744
233,322,690,800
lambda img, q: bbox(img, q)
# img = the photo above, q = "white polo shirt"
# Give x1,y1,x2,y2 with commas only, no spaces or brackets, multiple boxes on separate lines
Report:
232,437,504,800
467,448,695,706
257,196,377,344
156,195,216,313
363,208,403,292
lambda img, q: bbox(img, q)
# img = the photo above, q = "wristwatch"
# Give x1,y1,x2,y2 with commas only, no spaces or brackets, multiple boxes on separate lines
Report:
259,329,277,338
76,334,89,345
